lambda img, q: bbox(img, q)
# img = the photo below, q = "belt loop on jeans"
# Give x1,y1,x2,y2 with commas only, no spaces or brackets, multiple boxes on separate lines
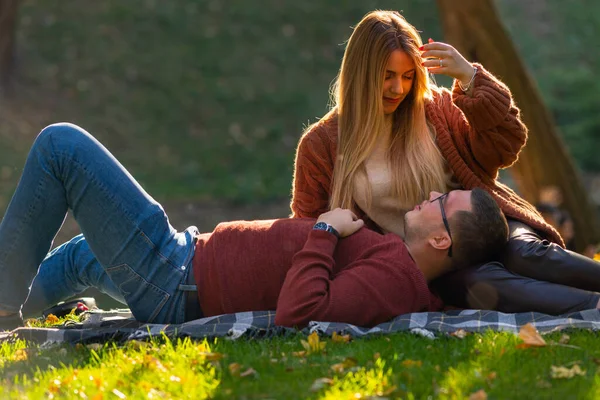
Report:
179,266,203,321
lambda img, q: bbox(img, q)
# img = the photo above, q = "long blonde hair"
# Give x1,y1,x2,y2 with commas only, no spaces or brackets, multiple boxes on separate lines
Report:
327,10,448,211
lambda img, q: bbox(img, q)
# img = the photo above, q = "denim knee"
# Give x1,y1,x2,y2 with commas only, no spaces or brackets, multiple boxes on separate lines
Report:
34,123,88,155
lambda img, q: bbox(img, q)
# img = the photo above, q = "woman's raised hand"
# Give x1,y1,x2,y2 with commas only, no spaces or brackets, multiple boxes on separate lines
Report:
420,38,475,87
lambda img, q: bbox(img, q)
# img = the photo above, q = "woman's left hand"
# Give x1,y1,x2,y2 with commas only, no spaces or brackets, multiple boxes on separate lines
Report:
420,38,475,86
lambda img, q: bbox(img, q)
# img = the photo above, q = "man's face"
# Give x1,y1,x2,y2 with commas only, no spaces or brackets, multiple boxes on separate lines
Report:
404,190,473,243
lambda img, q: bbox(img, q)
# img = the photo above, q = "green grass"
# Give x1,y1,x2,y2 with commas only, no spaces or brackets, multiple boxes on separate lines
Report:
2,329,600,399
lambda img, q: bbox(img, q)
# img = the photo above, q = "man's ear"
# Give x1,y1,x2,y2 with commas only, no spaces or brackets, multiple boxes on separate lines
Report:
427,233,451,252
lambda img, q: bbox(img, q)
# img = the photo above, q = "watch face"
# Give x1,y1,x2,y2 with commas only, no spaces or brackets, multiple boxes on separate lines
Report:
313,222,328,230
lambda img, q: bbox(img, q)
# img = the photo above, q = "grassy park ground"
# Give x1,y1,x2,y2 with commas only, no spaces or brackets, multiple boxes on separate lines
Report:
2,324,600,399
1,1,600,398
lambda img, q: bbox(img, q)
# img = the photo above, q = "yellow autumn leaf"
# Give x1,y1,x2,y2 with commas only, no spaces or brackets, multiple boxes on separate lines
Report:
517,323,547,348
550,364,586,379
45,314,60,324
332,331,351,343
301,331,326,354
12,349,29,361
593,252,600,262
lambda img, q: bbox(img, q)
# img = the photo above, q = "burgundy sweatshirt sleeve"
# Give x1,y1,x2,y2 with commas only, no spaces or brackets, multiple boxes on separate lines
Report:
274,230,434,328
443,63,528,178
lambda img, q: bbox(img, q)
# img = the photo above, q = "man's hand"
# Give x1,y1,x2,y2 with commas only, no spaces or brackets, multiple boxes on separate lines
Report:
316,208,364,238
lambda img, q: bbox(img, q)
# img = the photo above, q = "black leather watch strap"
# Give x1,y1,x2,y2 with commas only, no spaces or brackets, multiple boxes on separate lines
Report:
313,221,340,238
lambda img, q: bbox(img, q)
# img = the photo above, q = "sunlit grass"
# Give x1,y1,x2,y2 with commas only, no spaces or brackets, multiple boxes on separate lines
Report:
2,329,600,399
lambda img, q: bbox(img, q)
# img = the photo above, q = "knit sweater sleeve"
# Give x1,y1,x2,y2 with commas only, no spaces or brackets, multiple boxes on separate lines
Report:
441,63,528,179
290,120,336,218
274,230,436,328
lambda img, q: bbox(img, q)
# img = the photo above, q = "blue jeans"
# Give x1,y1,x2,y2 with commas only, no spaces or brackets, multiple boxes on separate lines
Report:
0,123,198,324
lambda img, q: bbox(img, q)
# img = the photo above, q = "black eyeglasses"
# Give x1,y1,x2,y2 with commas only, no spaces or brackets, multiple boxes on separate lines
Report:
432,193,453,257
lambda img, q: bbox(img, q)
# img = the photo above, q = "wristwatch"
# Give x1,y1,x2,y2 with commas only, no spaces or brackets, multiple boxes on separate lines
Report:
313,222,340,238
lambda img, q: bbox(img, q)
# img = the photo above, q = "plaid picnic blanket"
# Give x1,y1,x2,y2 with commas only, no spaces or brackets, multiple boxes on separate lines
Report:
3,308,600,345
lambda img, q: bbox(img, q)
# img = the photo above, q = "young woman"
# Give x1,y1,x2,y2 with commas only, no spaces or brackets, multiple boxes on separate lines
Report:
291,10,600,314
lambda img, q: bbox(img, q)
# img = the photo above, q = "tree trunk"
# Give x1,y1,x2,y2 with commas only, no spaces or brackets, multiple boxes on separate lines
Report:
0,0,18,92
436,0,600,252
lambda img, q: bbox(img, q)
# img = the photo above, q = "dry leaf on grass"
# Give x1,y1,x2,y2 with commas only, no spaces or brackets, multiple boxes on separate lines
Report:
550,364,586,379
558,334,570,344
310,377,333,392
469,389,487,400
45,314,60,324
240,368,258,378
332,331,351,343
330,357,358,374
301,331,326,354
200,351,224,361
517,323,546,348
450,329,468,339
228,363,242,376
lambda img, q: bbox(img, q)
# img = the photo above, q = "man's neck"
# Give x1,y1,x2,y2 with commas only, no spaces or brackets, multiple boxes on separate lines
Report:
404,242,450,282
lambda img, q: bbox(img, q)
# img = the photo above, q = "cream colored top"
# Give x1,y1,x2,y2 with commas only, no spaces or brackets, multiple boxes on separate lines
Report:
353,130,460,239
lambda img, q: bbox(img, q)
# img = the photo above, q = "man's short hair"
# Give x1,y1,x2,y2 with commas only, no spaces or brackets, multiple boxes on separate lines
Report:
449,188,509,269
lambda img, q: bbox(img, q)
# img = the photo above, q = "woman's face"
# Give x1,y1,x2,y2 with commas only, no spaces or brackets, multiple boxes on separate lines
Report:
382,50,416,114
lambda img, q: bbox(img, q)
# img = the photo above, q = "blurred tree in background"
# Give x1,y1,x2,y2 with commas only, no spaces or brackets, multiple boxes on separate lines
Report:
437,0,599,254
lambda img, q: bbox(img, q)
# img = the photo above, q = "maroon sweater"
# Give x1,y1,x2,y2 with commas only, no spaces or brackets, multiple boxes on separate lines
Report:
192,218,443,328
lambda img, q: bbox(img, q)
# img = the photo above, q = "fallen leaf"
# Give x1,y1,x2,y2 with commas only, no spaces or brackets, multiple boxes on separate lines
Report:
301,332,326,354
45,314,60,324
12,349,29,361
401,359,423,368
487,371,497,381
330,363,345,374
240,368,258,378
518,323,546,348
329,356,357,374
550,364,586,379
558,334,570,344
200,352,224,361
228,363,242,377
310,377,333,392
469,389,487,400
332,331,351,343
450,329,468,339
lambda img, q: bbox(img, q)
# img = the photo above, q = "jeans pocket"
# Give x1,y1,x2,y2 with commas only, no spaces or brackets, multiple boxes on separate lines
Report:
105,263,169,323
